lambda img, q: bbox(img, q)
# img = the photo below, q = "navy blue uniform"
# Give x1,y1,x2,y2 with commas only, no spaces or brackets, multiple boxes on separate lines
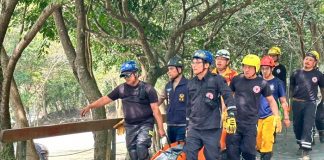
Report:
108,81,158,160
290,69,324,149
259,77,286,118
165,76,188,142
273,64,287,89
227,74,272,160
184,71,236,160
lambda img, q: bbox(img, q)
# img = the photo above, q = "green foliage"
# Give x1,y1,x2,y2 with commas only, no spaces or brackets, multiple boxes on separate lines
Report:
3,0,324,122
9,0,59,41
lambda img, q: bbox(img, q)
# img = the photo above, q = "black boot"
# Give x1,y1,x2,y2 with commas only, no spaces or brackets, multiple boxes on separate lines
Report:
301,149,310,160
320,131,324,143
260,152,272,160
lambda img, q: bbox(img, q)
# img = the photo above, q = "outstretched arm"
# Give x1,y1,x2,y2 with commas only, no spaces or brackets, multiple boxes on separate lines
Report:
80,96,113,117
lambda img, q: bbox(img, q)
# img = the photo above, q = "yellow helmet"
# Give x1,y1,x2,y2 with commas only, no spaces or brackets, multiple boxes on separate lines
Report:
306,50,320,61
242,54,261,72
268,46,281,55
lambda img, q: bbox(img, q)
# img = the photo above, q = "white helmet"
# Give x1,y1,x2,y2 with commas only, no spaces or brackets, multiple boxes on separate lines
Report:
216,49,230,60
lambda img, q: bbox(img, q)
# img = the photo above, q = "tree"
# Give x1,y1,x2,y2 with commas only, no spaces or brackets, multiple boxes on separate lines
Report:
0,0,62,158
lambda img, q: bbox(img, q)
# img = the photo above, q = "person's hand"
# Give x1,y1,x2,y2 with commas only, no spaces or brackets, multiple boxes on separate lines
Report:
273,116,282,133
158,128,166,137
283,118,291,128
80,106,91,117
225,107,237,134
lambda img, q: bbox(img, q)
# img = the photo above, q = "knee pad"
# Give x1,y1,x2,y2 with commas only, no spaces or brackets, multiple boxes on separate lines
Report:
137,145,149,160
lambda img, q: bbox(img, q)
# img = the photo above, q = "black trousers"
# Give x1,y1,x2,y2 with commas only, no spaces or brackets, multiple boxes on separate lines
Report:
292,100,316,150
315,100,324,131
226,123,257,160
184,128,221,160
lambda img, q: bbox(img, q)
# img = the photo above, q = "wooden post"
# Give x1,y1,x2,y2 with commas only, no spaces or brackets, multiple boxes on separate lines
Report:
16,141,26,160
111,129,116,160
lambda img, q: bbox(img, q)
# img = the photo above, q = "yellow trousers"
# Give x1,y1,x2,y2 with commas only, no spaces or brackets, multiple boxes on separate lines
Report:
256,115,275,152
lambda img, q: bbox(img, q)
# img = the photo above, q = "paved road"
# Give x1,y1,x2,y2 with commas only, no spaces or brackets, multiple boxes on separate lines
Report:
34,132,127,160
272,127,324,160
33,128,323,160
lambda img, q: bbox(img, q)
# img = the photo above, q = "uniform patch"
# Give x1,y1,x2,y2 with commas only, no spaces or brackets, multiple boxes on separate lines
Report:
312,77,318,83
270,84,275,91
179,93,185,102
253,86,261,93
206,92,214,99
276,69,281,74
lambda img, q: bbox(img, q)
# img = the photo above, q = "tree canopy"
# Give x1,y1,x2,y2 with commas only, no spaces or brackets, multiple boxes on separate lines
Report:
1,0,324,159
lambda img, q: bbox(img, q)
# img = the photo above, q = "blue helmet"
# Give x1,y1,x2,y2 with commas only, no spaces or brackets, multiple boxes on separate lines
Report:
192,50,214,64
120,60,138,73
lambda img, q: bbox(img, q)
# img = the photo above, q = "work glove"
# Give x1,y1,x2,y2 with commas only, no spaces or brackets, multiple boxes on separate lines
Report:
225,108,237,134
113,119,125,135
273,115,282,133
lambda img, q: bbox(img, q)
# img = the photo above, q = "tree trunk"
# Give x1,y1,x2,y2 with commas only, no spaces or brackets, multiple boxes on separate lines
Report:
1,3,61,158
1,47,39,160
0,1,19,159
54,4,111,159
309,21,323,55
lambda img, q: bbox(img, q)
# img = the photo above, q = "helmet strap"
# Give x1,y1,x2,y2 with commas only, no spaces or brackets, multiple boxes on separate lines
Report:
245,67,257,79
196,62,209,77
171,67,182,81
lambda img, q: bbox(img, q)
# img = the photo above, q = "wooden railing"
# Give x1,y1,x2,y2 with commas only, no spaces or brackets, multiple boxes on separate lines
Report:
0,118,123,143
0,115,166,160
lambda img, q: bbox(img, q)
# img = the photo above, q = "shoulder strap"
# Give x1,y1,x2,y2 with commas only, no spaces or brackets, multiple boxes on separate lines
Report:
119,84,125,98
139,81,147,100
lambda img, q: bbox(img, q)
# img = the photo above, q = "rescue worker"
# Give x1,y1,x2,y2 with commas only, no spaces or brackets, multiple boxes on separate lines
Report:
184,50,237,160
158,55,188,143
290,51,324,160
80,60,165,160
211,49,238,157
212,49,238,84
268,46,287,88
226,54,281,160
257,55,290,160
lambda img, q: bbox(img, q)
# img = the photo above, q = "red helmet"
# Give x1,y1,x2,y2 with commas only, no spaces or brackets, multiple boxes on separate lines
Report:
261,55,275,67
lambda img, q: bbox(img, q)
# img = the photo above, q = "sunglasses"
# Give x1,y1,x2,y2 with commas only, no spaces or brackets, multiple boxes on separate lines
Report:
120,72,133,78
